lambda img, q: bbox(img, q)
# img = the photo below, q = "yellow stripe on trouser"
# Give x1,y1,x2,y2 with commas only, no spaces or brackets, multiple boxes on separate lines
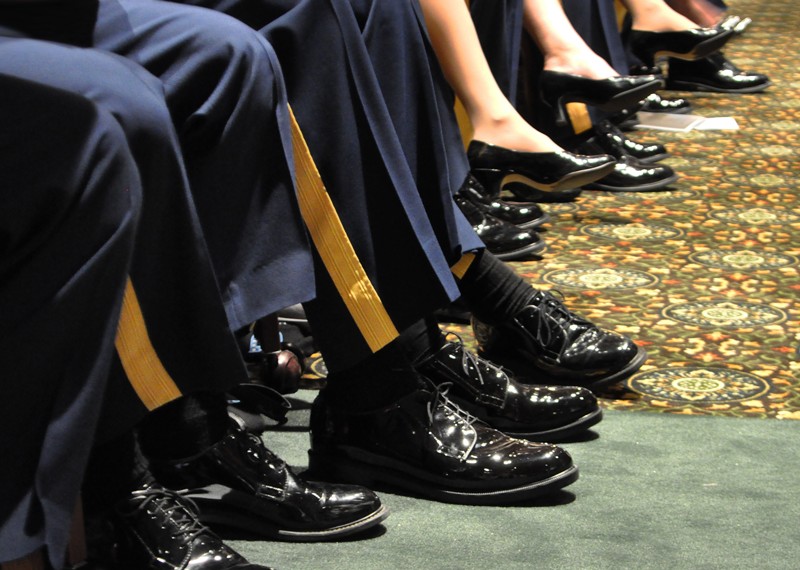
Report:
115,279,182,410
451,252,476,279
288,105,399,353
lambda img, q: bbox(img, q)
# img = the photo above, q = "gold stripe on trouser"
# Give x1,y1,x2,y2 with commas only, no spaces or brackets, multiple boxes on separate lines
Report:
288,105,399,353
454,97,473,148
115,278,182,410
566,102,593,134
615,0,628,31
451,252,476,279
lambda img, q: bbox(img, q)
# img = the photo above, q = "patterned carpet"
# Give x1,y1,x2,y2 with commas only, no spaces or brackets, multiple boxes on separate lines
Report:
304,0,799,421
489,0,800,420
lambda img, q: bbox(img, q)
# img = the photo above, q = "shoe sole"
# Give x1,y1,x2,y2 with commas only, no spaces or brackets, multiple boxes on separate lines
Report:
182,484,389,542
502,408,604,442
665,79,772,94
516,212,551,230
653,29,734,63
506,184,583,203
491,238,546,261
480,346,649,394
585,172,679,192
500,160,617,195
307,450,579,506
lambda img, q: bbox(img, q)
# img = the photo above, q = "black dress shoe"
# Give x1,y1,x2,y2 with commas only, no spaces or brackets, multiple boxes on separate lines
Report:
539,70,664,125
459,173,549,229
239,330,303,395
152,428,388,541
628,26,734,67
467,140,616,200
110,482,272,569
307,386,578,505
455,194,545,260
640,93,692,115
583,155,677,192
473,290,648,391
666,52,771,93
593,120,669,163
415,337,602,441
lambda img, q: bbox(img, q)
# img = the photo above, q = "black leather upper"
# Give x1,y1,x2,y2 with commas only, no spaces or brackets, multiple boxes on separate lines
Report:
415,339,600,438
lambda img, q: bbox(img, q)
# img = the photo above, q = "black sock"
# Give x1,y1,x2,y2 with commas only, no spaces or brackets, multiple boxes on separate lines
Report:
323,340,423,411
457,250,535,324
397,317,446,365
137,392,230,461
83,431,153,514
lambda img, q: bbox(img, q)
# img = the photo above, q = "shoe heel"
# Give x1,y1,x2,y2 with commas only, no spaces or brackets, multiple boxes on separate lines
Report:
469,168,505,197
307,449,380,489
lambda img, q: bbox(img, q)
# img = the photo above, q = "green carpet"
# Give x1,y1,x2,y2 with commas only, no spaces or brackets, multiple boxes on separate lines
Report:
231,0,800,567
229,396,800,569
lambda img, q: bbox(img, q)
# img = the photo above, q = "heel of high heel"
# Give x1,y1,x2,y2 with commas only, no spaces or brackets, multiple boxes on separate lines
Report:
469,168,505,198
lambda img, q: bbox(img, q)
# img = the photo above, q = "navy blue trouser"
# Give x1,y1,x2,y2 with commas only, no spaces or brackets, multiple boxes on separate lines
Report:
0,74,139,567
180,0,484,370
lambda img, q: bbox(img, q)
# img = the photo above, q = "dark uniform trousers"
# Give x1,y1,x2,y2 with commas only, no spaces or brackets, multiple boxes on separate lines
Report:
0,75,139,567
0,1,311,563
180,0,485,371
1,0,485,562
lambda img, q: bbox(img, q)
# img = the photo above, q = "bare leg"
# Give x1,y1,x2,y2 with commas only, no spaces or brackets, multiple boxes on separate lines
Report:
522,0,619,79
419,0,560,152
666,0,726,27
619,0,702,31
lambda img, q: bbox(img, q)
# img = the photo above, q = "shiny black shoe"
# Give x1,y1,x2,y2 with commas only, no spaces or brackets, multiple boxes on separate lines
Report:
455,194,545,260
467,140,616,200
628,26,734,67
640,93,693,115
415,337,602,441
584,155,678,192
593,120,670,164
110,482,272,569
459,173,549,229
473,290,647,391
666,52,771,93
539,71,664,125
307,386,578,505
152,428,388,542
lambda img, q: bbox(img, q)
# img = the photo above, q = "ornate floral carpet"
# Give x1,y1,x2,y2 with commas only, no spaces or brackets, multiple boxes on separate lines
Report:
486,0,800,420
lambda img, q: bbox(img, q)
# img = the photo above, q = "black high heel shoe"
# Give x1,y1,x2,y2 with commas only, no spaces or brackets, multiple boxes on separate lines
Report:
539,71,664,126
628,27,734,68
467,140,616,200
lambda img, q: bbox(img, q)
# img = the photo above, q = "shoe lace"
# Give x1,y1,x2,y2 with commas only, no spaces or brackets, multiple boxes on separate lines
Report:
445,332,507,387
128,486,207,542
527,290,593,352
426,382,480,460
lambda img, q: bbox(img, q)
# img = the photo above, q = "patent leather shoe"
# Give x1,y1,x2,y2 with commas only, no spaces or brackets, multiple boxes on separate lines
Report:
573,138,678,191
415,337,602,441
628,26,734,67
593,120,669,163
459,173,549,229
666,52,771,93
307,386,578,505
640,93,692,114
539,70,664,125
467,140,615,200
109,482,271,569
473,290,647,391
455,194,545,260
152,427,388,541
